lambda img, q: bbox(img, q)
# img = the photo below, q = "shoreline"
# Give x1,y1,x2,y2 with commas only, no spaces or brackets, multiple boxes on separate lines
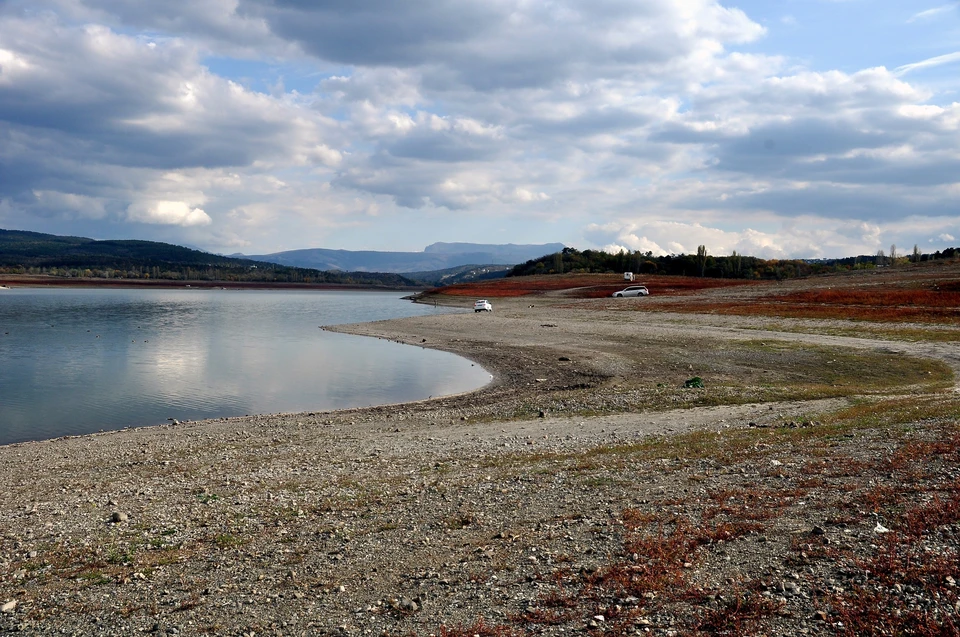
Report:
0,291,487,451
0,274,422,292
1,295,957,635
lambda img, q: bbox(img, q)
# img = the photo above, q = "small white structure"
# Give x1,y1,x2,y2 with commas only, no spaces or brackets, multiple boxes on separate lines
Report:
623,272,634,281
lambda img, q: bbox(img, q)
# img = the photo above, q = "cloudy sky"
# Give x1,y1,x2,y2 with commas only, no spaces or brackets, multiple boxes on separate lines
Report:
0,0,958,258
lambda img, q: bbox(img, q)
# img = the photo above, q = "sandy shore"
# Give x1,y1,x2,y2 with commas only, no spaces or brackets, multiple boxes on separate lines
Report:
1,295,957,635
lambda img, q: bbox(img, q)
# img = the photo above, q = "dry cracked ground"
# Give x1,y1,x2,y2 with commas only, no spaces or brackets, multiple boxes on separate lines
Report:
1,271,959,636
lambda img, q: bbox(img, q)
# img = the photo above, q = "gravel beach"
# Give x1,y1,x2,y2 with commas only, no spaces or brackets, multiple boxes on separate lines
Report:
1,293,958,636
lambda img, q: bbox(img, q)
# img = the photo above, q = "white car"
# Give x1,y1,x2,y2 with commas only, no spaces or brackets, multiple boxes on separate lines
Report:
612,285,649,298
474,299,493,312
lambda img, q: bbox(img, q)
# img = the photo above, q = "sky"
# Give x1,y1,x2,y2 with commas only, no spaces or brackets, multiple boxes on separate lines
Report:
0,1,959,259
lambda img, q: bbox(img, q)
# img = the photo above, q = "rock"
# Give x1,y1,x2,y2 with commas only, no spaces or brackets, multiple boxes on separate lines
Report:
110,511,128,523
874,522,891,534
1,600,16,613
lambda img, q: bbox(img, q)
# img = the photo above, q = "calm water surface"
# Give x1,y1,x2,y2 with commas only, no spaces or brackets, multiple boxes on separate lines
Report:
0,288,491,445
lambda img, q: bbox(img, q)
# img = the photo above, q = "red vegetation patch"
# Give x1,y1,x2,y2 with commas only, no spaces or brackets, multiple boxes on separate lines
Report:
437,618,522,637
664,281,960,324
693,587,785,636
776,288,960,309
434,274,755,298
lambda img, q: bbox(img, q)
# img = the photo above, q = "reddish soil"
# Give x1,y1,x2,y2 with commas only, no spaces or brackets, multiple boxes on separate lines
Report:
435,273,755,298
434,262,960,324
681,290,960,324
650,268,960,324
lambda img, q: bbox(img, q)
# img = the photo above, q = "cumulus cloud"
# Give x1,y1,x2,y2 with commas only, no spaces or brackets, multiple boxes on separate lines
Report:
127,200,212,226
24,0,288,56
0,0,958,256
241,0,764,90
584,215,911,260
32,190,107,219
0,10,342,241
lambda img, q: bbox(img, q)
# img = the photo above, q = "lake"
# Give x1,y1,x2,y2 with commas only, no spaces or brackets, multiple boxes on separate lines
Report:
0,288,491,445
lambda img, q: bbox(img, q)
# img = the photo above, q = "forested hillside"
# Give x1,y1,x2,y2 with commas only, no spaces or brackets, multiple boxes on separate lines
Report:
510,246,960,280
0,229,415,286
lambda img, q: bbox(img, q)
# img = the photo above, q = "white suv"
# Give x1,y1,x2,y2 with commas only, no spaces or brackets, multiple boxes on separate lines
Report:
612,285,649,297
474,299,493,312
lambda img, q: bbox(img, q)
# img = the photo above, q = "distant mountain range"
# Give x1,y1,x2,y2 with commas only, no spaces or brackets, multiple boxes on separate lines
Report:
236,242,567,273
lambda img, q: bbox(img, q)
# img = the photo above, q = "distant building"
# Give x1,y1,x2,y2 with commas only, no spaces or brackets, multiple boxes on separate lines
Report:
624,272,634,281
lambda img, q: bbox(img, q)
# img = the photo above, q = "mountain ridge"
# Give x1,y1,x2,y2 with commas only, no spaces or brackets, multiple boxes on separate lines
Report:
237,242,566,273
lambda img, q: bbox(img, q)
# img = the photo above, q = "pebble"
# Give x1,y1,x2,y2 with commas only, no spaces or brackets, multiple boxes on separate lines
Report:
397,597,419,612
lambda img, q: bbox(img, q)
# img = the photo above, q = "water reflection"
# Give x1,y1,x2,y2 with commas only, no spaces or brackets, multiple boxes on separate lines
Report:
0,288,490,445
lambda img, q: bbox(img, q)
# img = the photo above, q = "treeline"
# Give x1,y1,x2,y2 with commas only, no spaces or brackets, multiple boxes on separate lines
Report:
509,246,960,280
0,229,415,286
0,264,415,286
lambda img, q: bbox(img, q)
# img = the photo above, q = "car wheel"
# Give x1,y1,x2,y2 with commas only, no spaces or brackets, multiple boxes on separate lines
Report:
615,293,622,297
